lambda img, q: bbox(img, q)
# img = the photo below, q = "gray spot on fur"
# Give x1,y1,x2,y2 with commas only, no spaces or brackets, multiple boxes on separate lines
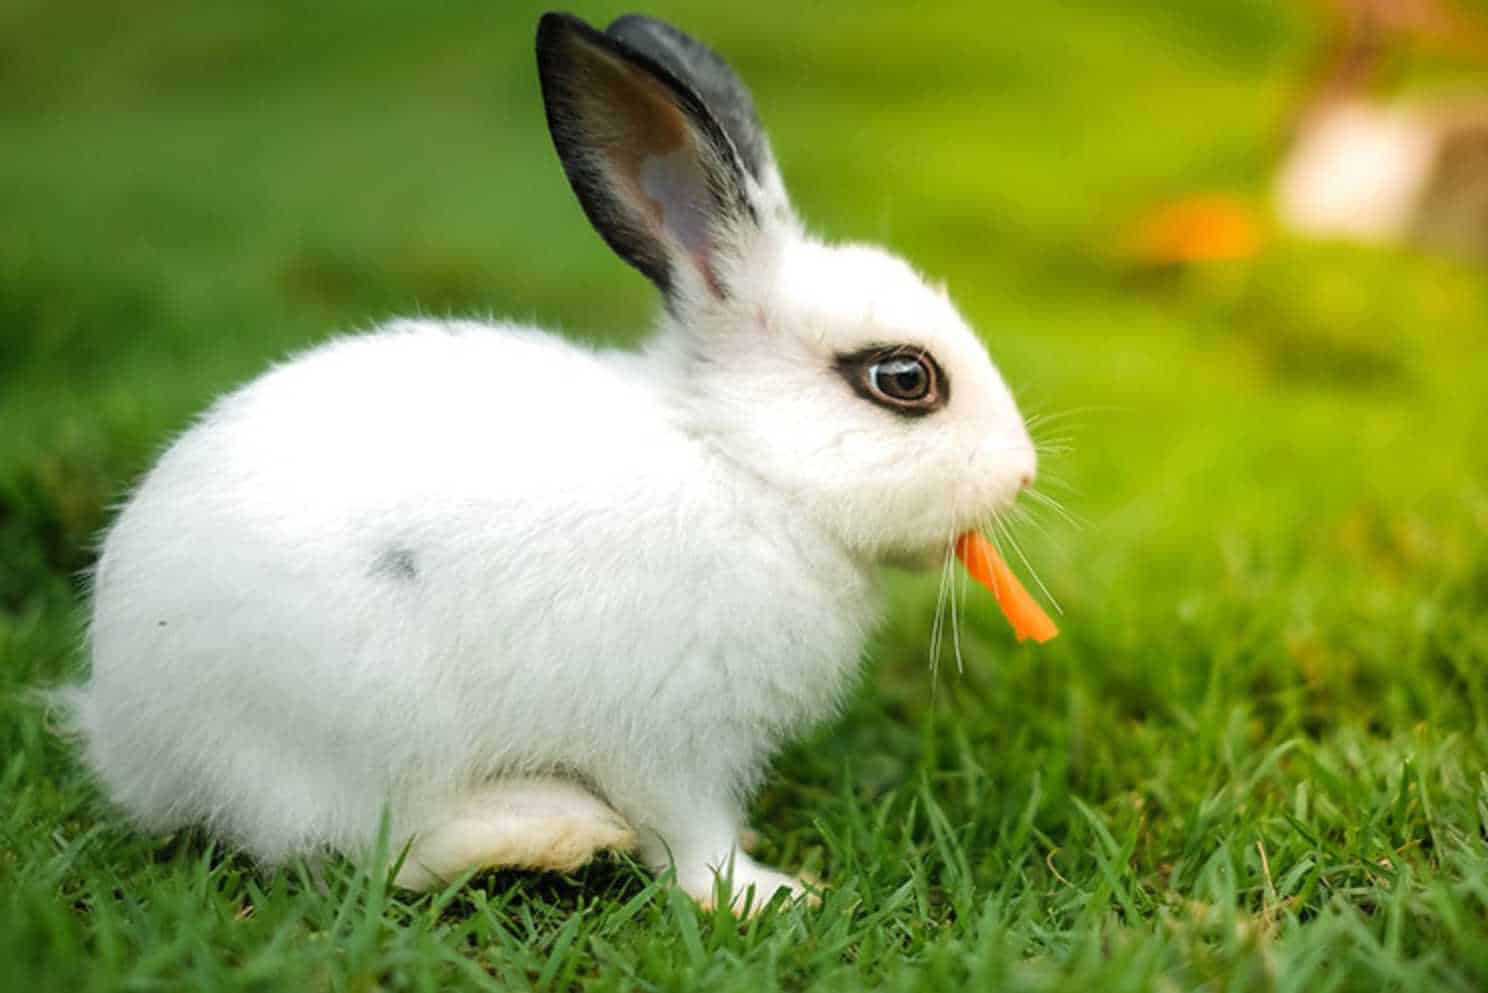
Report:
371,546,419,582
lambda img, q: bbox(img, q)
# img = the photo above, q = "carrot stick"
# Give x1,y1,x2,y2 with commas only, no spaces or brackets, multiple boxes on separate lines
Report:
954,531,1059,644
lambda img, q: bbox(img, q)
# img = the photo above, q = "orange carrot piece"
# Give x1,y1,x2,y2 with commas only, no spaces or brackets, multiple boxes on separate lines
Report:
954,531,1059,644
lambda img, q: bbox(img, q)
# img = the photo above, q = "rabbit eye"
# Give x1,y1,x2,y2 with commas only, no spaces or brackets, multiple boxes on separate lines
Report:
836,346,947,416
870,358,930,401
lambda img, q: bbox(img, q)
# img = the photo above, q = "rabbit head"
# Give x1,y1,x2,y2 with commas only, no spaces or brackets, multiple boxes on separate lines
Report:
538,13,1035,562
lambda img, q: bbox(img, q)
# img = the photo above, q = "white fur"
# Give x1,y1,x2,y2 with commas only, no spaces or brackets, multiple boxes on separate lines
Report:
64,16,1036,909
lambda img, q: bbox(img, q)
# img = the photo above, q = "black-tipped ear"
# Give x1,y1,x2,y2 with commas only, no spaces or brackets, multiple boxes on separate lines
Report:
535,12,755,300
605,15,773,189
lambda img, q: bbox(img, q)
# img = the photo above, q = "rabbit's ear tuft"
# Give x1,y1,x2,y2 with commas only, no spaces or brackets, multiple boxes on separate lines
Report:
536,12,756,301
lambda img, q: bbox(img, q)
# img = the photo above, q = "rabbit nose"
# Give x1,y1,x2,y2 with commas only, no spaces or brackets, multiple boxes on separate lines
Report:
1019,473,1033,490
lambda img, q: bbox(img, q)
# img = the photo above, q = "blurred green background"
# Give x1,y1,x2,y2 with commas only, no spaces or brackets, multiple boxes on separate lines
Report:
4,1,1488,990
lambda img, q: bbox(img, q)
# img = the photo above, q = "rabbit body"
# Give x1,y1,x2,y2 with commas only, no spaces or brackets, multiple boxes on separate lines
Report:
77,320,875,889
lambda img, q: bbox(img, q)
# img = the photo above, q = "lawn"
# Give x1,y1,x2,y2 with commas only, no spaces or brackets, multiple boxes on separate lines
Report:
4,0,1488,989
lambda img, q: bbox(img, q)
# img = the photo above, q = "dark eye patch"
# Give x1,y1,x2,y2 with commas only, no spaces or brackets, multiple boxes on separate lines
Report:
834,345,948,417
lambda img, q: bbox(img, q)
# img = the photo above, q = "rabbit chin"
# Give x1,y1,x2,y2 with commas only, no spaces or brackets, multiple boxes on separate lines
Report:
871,503,1019,572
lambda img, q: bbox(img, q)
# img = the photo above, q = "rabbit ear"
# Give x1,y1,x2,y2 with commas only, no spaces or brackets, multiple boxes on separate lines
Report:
536,12,758,301
603,15,779,196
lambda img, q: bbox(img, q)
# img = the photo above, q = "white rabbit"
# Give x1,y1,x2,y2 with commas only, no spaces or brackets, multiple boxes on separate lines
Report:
61,12,1037,911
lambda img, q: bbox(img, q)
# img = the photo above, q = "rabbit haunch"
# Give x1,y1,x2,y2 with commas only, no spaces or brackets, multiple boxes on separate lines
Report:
62,12,1037,912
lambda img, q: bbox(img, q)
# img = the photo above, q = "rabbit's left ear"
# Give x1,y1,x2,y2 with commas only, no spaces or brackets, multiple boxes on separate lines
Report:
536,12,759,302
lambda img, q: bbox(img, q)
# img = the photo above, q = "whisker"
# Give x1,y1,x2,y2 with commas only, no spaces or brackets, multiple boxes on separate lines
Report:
949,534,966,675
1009,502,1058,543
957,537,971,674
1025,405,1125,429
929,533,953,679
985,521,1009,565
995,516,1063,615
1031,472,1081,496
1025,487,1087,529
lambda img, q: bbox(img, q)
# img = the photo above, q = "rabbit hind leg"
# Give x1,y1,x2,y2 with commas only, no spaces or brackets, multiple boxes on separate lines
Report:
393,777,636,891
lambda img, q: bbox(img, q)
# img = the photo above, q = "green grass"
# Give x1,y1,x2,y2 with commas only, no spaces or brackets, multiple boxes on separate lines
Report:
5,0,1488,989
